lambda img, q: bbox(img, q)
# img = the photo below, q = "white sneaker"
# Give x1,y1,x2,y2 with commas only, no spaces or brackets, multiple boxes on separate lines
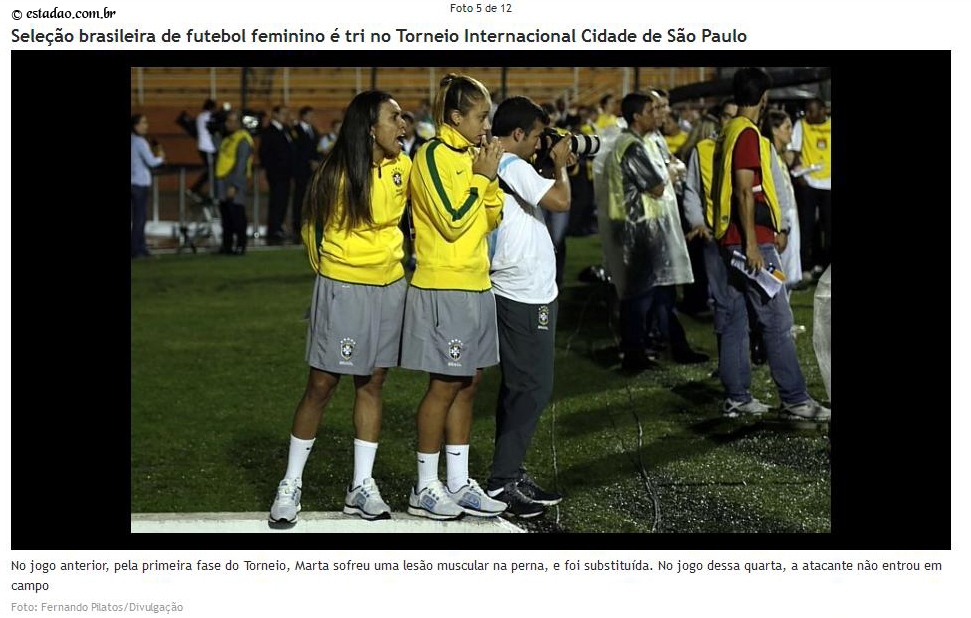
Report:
723,397,770,418
407,480,464,520
343,477,392,521
446,478,508,517
269,478,302,522
781,398,831,421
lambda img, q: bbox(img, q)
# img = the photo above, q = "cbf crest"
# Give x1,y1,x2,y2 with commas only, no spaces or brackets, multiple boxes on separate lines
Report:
447,339,463,361
538,305,550,330
392,169,403,186
340,338,356,360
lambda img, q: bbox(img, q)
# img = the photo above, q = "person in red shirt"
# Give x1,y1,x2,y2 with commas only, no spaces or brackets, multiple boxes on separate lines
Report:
709,68,830,421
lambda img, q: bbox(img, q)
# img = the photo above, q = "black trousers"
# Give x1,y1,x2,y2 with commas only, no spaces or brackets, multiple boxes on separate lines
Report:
796,184,832,271
130,184,149,257
219,200,248,251
488,296,558,491
292,174,311,237
190,150,214,196
266,173,292,237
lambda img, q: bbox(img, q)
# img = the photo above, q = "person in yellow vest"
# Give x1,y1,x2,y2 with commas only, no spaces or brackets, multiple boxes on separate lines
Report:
788,97,831,280
214,111,254,255
680,113,721,314
401,74,508,520
268,90,411,523
709,67,829,421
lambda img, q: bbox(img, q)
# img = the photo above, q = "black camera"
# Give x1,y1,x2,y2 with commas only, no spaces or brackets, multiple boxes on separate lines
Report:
534,127,601,174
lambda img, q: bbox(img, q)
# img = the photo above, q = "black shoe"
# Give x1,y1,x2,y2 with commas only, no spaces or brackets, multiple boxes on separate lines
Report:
233,246,246,256
621,350,658,373
672,348,710,364
517,469,562,505
492,482,545,519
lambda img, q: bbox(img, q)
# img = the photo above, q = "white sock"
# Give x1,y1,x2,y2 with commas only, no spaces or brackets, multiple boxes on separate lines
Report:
352,439,379,488
284,435,316,481
445,444,470,492
416,451,440,491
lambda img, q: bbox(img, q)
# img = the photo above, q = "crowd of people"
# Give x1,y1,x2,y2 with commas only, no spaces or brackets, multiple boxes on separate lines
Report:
130,67,832,522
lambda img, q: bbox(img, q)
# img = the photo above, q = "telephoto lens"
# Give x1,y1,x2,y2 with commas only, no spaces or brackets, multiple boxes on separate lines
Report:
570,134,601,157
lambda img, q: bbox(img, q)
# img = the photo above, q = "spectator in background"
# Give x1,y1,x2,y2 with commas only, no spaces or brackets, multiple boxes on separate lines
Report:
399,111,427,270
130,114,164,259
400,111,427,158
189,98,218,203
596,92,699,372
761,109,802,293
318,118,342,157
565,105,598,237
709,67,828,420
678,113,722,316
293,106,322,244
414,98,436,140
259,105,295,245
789,97,831,281
215,111,254,256
662,111,689,155
595,93,620,129
711,98,738,127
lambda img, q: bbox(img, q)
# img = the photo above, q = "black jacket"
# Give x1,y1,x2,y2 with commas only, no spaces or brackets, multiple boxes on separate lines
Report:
258,122,295,179
293,122,322,180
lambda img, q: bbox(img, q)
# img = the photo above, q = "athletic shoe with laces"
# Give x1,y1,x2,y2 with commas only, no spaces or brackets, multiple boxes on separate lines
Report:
516,469,562,505
446,478,507,517
407,480,464,520
269,478,302,523
723,397,770,418
343,477,392,521
492,482,545,518
780,398,831,421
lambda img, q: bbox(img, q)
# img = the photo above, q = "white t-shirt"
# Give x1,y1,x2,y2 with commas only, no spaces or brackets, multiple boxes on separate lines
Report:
196,110,215,153
490,153,558,304
788,118,831,190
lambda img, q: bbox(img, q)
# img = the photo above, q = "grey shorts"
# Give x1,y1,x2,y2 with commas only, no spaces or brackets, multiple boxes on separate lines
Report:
400,286,500,377
305,275,407,376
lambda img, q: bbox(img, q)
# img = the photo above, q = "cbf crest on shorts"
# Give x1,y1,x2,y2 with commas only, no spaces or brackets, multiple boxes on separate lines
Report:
538,305,550,331
339,337,356,366
447,339,464,367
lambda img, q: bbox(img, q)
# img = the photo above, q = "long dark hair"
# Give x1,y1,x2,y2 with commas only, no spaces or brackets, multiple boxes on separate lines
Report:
304,90,392,231
761,109,791,147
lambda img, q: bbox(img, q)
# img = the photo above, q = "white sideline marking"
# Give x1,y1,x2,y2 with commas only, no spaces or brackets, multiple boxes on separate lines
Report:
131,512,525,533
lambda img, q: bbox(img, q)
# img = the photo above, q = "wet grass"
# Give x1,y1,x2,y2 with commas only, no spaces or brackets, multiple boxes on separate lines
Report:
131,236,830,532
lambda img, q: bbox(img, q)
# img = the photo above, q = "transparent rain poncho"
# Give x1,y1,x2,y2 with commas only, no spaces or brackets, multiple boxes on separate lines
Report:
594,128,693,299
813,265,832,401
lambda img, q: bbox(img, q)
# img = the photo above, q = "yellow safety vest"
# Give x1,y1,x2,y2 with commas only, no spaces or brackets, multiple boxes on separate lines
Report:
711,116,782,240
695,138,716,228
215,130,254,179
799,117,831,180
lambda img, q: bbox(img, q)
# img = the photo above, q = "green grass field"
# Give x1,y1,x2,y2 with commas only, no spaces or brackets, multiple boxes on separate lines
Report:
131,235,830,533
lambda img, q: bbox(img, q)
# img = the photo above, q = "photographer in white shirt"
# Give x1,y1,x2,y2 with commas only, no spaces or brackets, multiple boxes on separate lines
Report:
485,96,575,518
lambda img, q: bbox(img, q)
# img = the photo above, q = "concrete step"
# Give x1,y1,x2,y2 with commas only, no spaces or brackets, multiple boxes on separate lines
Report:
131,512,525,533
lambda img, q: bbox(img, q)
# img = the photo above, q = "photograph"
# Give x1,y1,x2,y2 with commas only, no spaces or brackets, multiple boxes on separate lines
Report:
130,62,835,537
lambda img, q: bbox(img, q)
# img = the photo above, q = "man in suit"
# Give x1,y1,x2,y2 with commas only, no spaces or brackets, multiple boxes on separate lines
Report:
259,105,295,245
292,106,322,243
399,111,427,270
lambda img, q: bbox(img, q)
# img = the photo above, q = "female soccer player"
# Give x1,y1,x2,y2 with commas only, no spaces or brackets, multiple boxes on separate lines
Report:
269,90,410,522
401,74,508,520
